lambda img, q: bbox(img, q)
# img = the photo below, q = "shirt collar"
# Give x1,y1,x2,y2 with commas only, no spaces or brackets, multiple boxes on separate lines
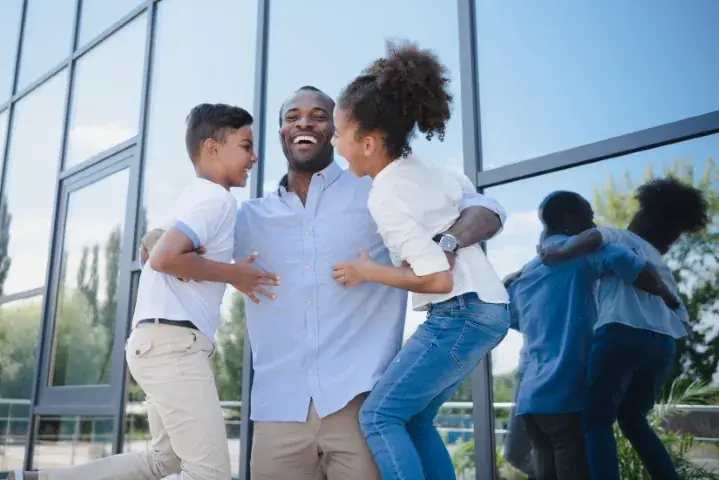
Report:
277,161,343,196
372,158,402,185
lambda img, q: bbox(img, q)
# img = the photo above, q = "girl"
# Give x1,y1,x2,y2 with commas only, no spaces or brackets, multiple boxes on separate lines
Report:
330,41,509,480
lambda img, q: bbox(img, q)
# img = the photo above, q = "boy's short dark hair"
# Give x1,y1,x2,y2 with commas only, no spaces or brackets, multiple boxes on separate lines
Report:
185,103,253,162
539,191,588,231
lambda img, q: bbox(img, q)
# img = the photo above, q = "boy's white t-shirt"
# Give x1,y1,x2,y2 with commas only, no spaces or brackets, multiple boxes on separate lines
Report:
132,177,237,341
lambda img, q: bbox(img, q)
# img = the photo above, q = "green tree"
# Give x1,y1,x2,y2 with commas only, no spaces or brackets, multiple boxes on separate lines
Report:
592,157,719,390
212,291,246,402
0,192,11,295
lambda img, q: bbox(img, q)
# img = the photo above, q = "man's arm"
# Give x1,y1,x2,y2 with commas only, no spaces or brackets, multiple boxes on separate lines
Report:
445,187,507,247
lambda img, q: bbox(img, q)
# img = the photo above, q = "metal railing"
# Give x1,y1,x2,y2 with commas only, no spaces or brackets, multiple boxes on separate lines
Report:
2,398,718,471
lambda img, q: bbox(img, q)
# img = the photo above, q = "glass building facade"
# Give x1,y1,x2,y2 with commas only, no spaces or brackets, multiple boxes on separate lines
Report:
0,0,717,478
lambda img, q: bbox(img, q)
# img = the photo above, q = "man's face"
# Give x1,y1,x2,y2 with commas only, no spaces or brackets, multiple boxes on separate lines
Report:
279,90,335,173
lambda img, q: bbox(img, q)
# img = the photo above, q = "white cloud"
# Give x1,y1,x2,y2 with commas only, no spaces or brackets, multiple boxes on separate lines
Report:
67,123,135,161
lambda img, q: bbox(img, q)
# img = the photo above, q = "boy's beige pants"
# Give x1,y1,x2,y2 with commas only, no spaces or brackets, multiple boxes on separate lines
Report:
40,323,232,480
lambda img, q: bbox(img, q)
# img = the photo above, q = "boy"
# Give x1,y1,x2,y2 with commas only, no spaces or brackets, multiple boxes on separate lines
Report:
11,104,278,480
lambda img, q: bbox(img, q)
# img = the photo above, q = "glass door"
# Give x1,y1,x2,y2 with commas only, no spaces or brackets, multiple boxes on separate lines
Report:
25,145,139,470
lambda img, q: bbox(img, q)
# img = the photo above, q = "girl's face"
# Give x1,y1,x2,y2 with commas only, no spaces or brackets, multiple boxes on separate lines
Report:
331,107,370,178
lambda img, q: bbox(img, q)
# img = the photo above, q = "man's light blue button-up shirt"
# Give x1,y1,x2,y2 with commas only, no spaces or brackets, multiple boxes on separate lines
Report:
509,235,647,416
234,161,507,422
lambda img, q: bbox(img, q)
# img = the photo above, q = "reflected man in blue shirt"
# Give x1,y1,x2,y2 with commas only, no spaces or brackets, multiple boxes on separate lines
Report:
508,191,676,480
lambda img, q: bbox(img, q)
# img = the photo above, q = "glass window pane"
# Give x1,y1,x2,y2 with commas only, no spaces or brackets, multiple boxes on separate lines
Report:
264,0,464,192
0,296,43,471
50,168,130,387
0,0,23,98
0,109,7,177
77,0,145,48
2,71,68,296
486,134,719,472
140,0,257,240
17,0,76,92
65,14,146,168
32,416,113,469
477,1,719,169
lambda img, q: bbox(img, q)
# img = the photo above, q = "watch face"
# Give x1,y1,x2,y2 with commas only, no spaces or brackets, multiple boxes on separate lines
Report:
440,235,458,252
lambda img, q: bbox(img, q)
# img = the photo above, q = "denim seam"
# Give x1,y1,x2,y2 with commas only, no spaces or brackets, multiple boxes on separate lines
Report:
372,333,437,480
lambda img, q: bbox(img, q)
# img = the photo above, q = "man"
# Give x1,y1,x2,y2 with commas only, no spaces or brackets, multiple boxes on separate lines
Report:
145,85,508,479
506,191,676,480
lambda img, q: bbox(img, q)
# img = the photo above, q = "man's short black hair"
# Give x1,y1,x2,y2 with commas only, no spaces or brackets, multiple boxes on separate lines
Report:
278,85,335,126
185,103,253,162
539,191,589,231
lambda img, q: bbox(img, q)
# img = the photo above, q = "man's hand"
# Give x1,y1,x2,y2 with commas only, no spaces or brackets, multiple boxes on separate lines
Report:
229,252,280,304
502,270,522,288
332,251,376,287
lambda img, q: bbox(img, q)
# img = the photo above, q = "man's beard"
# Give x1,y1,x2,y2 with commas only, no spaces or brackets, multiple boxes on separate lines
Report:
282,142,334,173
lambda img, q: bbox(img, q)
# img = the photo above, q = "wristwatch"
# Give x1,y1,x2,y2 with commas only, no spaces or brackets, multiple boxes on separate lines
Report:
433,233,460,254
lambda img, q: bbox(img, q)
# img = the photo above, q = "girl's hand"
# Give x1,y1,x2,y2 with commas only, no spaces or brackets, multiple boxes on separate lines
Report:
332,251,376,287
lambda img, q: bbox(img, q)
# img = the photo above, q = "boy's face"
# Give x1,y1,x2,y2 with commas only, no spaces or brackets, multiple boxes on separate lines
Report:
215,125,257,188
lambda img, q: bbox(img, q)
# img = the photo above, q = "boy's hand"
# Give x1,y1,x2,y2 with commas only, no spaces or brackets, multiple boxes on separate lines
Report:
537,244,568,265
230,253,280,304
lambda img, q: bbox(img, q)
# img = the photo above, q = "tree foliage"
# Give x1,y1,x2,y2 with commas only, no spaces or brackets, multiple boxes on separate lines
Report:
592,157,719,390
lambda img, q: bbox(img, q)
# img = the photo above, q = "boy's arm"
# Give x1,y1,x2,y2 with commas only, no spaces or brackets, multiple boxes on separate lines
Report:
148,195,279,303
538,228,603,264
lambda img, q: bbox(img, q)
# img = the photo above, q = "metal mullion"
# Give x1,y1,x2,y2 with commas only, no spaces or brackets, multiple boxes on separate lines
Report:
239,0,271,477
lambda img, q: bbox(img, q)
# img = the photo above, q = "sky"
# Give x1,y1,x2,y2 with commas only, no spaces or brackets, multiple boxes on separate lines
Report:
0,0,717,384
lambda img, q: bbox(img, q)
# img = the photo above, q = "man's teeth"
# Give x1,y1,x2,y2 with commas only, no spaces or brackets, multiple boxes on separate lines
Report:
293,135,318,144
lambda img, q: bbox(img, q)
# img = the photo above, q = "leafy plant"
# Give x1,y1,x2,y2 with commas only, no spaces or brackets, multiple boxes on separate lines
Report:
615,380,719,480
451,380,719,479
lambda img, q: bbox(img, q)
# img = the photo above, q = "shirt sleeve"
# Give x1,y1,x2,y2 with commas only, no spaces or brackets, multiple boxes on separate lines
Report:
172,192,235,250
584,244,647,284
455,171,508,232
368,193,450,277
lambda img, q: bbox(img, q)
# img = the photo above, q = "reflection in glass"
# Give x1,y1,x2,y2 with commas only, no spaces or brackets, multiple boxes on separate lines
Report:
2,71,68,296
50,169,130,387
0,296,43,471
0,109,7,176
139,0,257,246
264,0,464,193
0,0,23,98
16,0,76,92
485,134,718,473
65,14,147,167
32,416,113,469
77,0,145,48
476,2,719,168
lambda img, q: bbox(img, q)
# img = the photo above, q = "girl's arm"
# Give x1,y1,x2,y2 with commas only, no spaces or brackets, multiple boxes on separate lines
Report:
332,252,453,294
332,193,454,294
